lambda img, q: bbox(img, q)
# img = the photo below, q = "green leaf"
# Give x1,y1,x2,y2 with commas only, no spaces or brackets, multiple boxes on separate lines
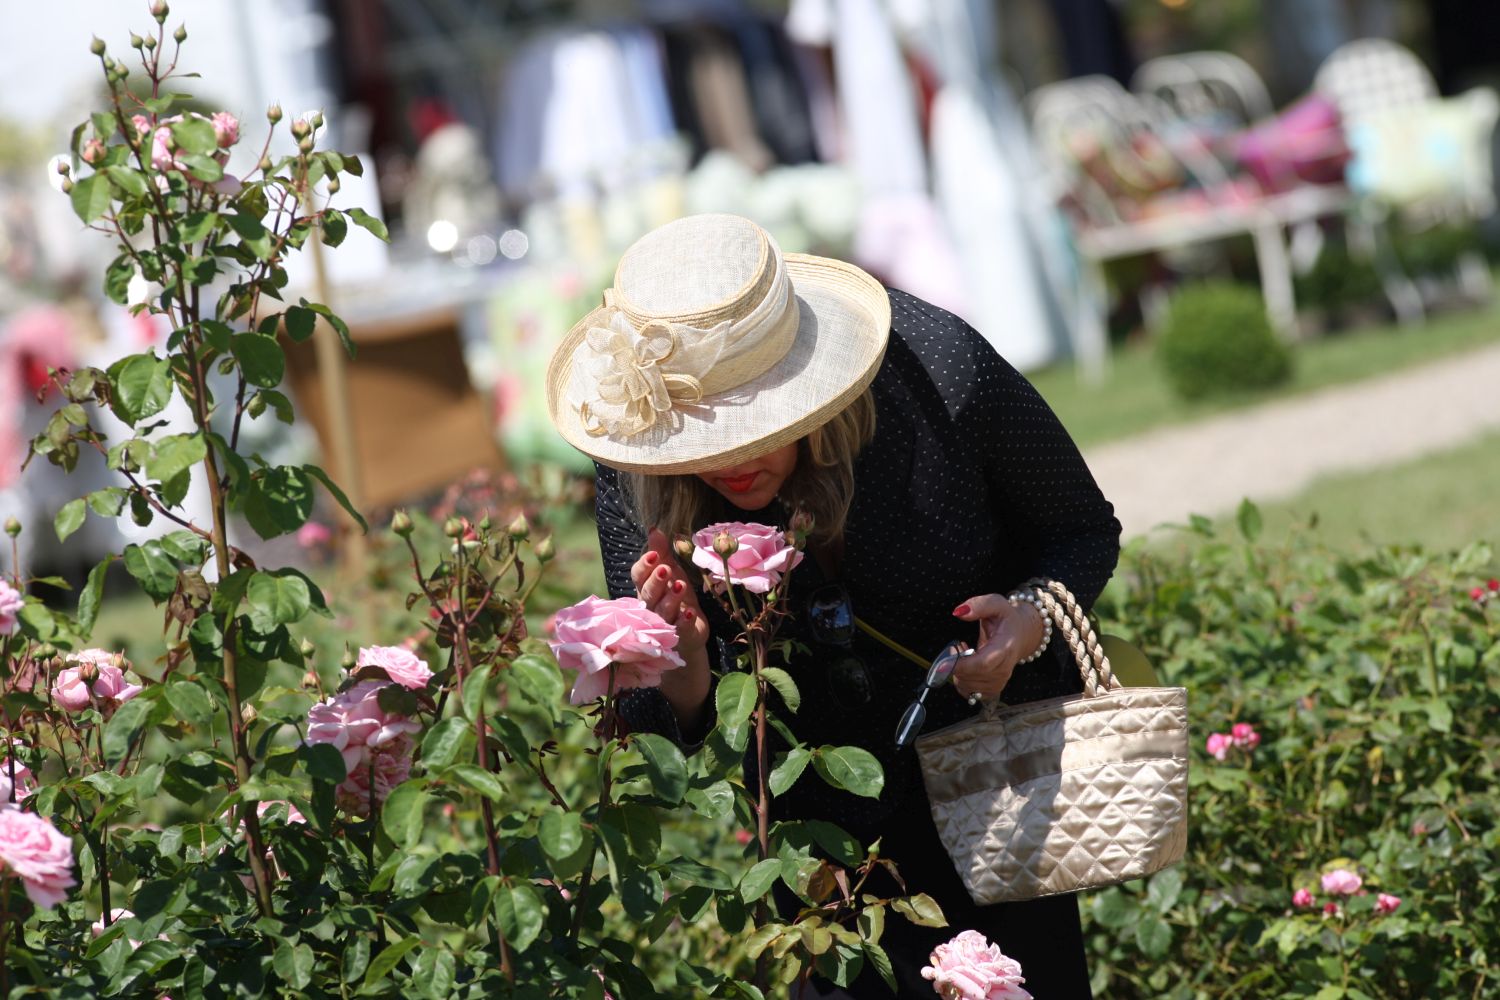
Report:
1425,698,1454,733
146,433,206,486
320,209,347,247
864,942,896,993
87,487,128,518
104,256,134,305
889,893,946,928
538,811,584,863
284,305,315,341
716,671,756,747
740,858,782,902
632,732,688,805
813,746,884,799
493,884,544,952
301,742,347,784
104,693,159,765
508,653,565,707
70,174,112,223
123,540,178,602
346,207,390,242
362,935,420,989
342,935,371,982
1145,867,1184,912
104,165,147,197
761,666,801,713
174,211,218,244
381,781,429,849
178,152,224,183
245,570,312,629
170,116,218,156
1135,914,1172,958
302,464,367,532
769,747,812,797
684,778,735,819
164,680,214,727
230,334,284,388
109,354,172,423
302,301,356,358
226,211,274,260
444,763,504,802
273,941,314,990
419,716,471,769
77,556,114,635
1236,498,1262,542
461,664,493,723
243,466,315,539
54,498,86,542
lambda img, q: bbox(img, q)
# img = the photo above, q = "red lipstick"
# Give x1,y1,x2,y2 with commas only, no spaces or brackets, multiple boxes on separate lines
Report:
721,473,758,493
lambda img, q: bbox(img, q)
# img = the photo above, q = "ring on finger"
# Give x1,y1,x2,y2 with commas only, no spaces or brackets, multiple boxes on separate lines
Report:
967,692,983,706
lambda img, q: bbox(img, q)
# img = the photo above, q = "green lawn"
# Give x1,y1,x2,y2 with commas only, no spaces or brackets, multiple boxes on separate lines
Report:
1031,300,1500,448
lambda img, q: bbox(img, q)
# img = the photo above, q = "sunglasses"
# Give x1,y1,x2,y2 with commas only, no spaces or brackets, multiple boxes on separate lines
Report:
894,641,973,750
806,583,872,710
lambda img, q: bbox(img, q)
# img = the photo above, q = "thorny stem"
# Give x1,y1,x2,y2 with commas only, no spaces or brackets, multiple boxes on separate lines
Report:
571,671,618,944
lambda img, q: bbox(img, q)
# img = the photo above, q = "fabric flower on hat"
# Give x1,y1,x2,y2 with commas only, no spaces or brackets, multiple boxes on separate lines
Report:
0,808,76,908
549,595,684,705
1321,868,1363,895
51,649,142,713
691,521,804,594
0,579,23,635
921,929,1031,1000
355,645,433,692
305,680,421,816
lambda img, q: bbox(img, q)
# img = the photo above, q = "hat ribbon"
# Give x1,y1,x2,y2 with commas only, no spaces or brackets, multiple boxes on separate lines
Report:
578,313,728,437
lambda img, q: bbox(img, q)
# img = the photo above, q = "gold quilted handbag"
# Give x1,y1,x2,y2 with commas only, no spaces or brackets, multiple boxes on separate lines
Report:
915,579,1189,905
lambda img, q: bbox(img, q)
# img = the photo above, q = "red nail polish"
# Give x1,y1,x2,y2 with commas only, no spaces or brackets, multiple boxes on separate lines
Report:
953,603,971,617
645,551,659,565
672,580,684,594
656,566,669,579
683,608,694,620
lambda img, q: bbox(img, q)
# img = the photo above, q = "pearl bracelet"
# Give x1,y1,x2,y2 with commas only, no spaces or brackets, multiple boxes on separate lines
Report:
1007,587,1053,664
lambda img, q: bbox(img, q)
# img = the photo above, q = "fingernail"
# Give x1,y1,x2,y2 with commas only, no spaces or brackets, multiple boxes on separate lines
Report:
672,580,684,594
645,551,659,565
683,608,694,620
953,603,971,617
656,566,668,579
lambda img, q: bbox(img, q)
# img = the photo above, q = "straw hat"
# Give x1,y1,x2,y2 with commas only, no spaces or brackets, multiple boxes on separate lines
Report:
545,214,891,475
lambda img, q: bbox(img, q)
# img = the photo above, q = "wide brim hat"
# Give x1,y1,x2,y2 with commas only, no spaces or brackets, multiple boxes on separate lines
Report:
545,213,890,475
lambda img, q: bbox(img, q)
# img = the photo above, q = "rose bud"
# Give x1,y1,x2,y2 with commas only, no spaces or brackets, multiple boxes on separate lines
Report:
142,35,157,51
173,25,187,43
340,646,357,670
82,139,107,165
535,536,555,563
1489,578,1499,592
302,670,320,689
297,135,314,154
443,517,464,539
673,536,694,561
240,703,257,725
390,510,413,537
713,530,738,558
299,638,316,659
258,155,273,172
130,33,145,49
267,104,283,124
90,37,107,55
3,517,20,538
78,660,100,686
507,513,530,541
290,118,311,139
55,160,71,176
60,178,73,193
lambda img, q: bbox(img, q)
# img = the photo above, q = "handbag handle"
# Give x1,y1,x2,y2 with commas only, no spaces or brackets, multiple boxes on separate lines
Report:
1024,577,1121,697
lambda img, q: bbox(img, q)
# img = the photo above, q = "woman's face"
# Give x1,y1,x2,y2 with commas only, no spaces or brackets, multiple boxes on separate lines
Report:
696,442,799,511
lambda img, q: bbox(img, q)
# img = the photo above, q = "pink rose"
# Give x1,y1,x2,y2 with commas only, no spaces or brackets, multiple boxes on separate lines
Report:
296,522,332,549
91,907,144,947
51,649,142,713
1292,888,1313,909
0,579,22,635
921,929,1031,1000
1321,869,1362,896
1375,892,1401,915
548,595,684,705
150,125,182,172
0,808,76,908
305,680,420,816
210,111,240,148
1205,732,1231,761
1322,901,1339,917
356,645,433,691
1230,722,1260,749
690,521,804,594
130,114,151,136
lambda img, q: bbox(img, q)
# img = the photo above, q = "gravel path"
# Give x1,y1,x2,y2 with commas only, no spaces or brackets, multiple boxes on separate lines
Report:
1082,341,1500,538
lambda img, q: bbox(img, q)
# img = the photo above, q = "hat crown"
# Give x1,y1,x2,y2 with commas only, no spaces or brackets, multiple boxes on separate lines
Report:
609,214,776,328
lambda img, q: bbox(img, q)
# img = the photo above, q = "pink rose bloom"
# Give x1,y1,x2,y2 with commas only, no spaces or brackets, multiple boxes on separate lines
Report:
1375,892,1401,915
51,649,142,713
305,680,420,816
1292,888,1313,909
0,808,76,908
356,645,433,691
150,125,182,172
130,114,151,136
1230,722,1260,748
549,595,684,705
1205,732,1231,761
0,579,24,635
691,521,804,594
210,111,239,147
296,522,332,549
1321,869,1363,896
921,929,1031,1000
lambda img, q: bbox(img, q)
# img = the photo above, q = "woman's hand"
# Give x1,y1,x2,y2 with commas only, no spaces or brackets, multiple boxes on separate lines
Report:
950,594,1047,703
630,528,711,655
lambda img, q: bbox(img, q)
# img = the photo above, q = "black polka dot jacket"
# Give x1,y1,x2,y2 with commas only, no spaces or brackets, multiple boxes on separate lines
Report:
591,289,1123,850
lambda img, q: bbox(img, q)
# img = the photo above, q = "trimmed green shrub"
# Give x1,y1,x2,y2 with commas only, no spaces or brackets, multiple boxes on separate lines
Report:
1156,282,1293,400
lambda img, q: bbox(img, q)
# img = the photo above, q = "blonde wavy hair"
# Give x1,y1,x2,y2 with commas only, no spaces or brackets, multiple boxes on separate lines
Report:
624,388,877,548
